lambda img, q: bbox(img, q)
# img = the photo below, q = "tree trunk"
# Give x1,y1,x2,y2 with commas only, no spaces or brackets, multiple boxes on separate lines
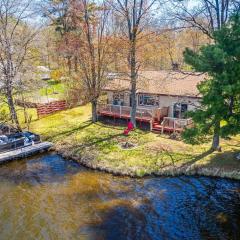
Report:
74,56,78,72
211,120,220,151
91,100,97,123
67,56,72,74
130,85,137,127
21,93,28,124
130,40,137,127
6,90,21,131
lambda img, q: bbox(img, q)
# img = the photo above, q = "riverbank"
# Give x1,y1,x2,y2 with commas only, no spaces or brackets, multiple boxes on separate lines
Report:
28,105,240,179
56,148,240,180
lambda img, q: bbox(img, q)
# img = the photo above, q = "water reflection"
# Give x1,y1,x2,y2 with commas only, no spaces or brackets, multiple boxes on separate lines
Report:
0,153,239,240
0,154,81,185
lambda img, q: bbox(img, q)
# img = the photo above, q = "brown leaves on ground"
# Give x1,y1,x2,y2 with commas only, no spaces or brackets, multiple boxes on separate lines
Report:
145,139,190,154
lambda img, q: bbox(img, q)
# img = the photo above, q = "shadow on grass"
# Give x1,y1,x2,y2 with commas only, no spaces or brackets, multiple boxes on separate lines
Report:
73,133,124,150
200,149,240,169
94,121,124,130
95,121,150,136
158,148,215,170
173,148,240,171
174,148,215,169
46,120,93,141
193,148,215,162
96,122,151,139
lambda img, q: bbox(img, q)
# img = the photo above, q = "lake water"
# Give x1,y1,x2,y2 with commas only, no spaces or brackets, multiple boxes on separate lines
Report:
0,153,240,240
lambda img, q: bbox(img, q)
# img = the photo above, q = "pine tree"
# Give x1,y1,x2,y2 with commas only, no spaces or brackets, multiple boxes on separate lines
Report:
183,14,240,151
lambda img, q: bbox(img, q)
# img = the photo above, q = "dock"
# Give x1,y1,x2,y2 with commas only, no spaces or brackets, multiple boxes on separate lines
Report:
0,142,53,164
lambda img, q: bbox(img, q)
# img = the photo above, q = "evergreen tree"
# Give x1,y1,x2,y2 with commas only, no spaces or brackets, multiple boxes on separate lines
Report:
183,14,240,151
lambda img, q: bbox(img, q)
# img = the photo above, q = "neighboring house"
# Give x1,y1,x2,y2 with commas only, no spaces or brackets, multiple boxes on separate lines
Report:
98,71,206,133
37,66,51,80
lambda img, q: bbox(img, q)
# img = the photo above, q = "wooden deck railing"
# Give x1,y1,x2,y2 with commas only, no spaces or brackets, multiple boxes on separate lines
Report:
160,117,193,133
97,104,192,133
97,104,157,121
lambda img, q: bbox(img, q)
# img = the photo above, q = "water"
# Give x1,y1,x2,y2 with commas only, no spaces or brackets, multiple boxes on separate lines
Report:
0,153,240,240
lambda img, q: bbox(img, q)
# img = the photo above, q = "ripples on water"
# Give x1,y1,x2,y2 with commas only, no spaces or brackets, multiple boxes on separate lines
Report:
0,153,240,240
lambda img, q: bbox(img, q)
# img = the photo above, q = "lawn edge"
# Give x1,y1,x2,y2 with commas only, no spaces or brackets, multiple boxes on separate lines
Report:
54,147,240,180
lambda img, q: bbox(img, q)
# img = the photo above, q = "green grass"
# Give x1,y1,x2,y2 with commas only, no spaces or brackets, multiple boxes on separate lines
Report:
25,104,240,177
18,80,66,102
39,80,65,98
0,102,38,124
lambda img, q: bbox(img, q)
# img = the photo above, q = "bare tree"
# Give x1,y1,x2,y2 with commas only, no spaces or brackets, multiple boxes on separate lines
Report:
70,0,111,122
110,0,156,127
169,0,240,37
0,0,38,130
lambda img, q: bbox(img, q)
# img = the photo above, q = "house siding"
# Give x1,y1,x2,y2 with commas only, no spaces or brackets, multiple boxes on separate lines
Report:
124,92,130,106
107,92,113,104
106,91,201,117
158,95,200,117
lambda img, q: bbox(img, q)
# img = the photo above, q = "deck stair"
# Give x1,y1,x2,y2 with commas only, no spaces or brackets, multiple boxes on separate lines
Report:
152,121,163,132
151,117,193,134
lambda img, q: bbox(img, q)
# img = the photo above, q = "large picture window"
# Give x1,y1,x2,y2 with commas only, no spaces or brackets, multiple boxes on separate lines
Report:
138,94,157,106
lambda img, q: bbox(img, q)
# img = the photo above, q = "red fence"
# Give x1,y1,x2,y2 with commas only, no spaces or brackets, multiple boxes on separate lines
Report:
36,100,67,117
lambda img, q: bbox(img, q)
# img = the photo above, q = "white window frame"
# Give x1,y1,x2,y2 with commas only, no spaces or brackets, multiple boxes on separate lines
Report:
173,102,188,118
138,94,158,107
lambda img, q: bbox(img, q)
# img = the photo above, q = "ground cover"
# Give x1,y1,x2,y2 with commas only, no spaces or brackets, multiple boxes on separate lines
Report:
26,105,240,178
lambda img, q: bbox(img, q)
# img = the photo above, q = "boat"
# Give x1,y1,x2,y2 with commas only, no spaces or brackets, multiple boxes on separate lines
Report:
0,131,41,153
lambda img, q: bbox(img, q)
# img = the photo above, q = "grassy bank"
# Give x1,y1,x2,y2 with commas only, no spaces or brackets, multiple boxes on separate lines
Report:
27,105,240,178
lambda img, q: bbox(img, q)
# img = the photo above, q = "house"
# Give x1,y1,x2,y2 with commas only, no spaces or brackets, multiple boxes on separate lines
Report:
37,66,51,80
98,71,206,133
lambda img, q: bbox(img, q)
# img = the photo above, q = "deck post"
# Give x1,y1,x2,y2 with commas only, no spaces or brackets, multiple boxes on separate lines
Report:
120,105,122,118
161,118,165,134
140,112,142,128
173,119,176,133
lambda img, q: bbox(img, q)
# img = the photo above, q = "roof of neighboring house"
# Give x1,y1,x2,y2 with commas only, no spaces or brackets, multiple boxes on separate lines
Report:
104,70,206,98
37,66,51,72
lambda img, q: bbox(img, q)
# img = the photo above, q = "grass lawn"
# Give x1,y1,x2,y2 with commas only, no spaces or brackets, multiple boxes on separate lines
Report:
16,80,66,103
0,102,38,123
25,104,240,178
39,80,65,98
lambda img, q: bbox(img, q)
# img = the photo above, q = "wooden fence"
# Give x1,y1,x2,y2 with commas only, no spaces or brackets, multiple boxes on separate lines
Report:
36,100,67,118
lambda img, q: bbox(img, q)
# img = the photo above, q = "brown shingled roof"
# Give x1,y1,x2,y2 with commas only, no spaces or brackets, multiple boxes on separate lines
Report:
104,70,206,98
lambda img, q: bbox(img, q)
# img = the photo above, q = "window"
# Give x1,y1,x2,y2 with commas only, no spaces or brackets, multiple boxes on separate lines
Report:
138,94,157,106
113,93,124,105
173,103,188,118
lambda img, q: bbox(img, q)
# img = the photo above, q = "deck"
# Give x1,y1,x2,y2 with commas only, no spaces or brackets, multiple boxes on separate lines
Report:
152,117,193,133
97,104,168,123
0,142,53,164
97,104,193,133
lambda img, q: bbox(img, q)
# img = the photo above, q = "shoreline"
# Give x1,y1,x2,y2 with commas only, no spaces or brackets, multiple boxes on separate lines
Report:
26,105,240,182
55,147,240,180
